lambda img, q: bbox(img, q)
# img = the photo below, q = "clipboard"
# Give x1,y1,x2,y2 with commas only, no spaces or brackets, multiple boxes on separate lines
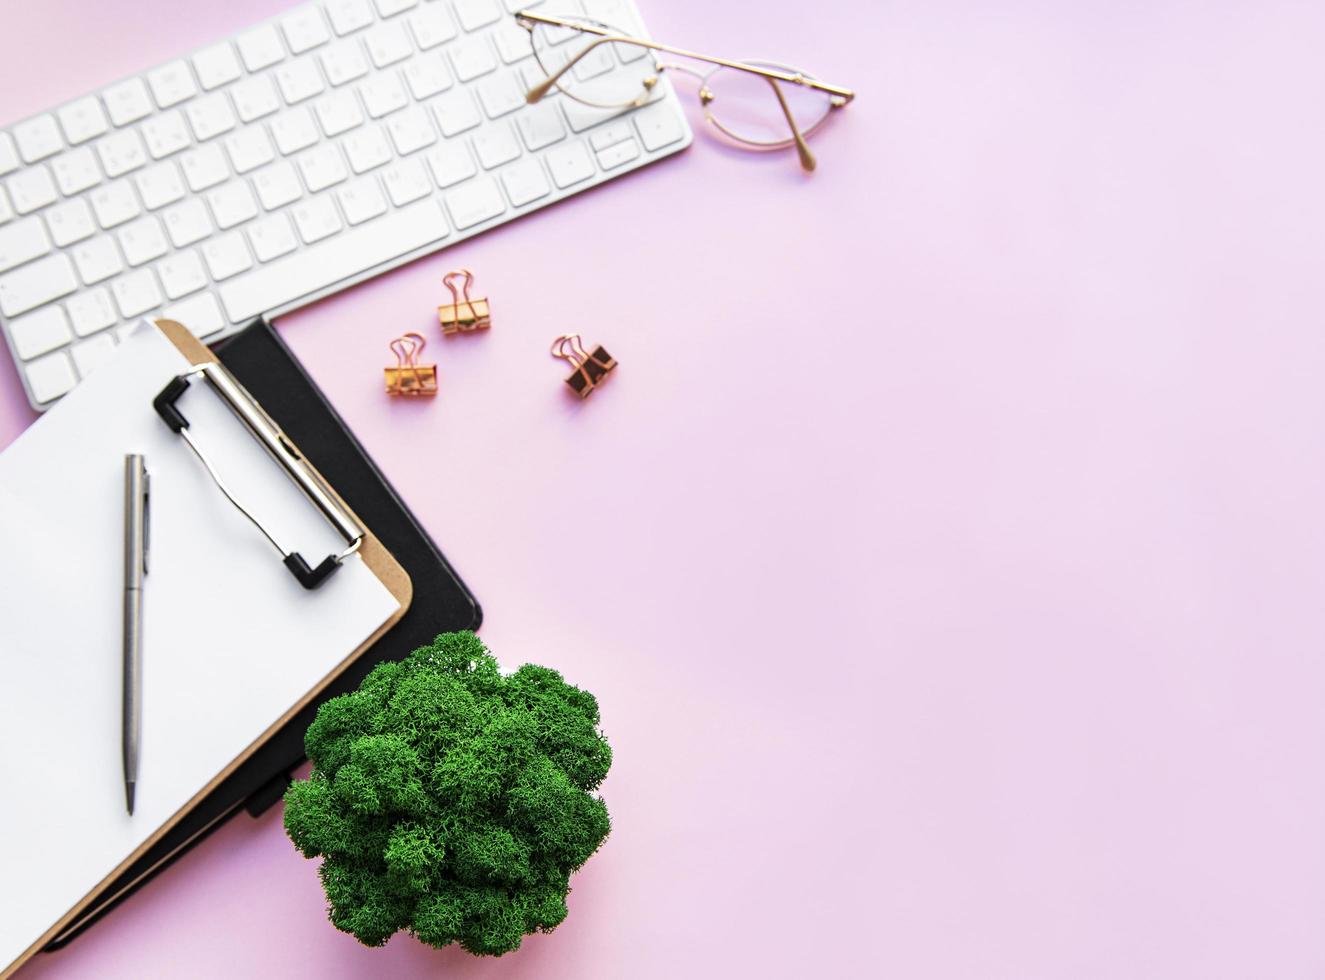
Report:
0,318,413,980
37,315,481,956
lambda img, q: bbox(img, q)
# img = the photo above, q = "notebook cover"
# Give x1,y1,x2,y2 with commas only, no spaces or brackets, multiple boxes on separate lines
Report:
43,317,481,951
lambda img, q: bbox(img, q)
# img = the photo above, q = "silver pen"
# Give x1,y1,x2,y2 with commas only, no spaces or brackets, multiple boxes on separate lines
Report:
123,454,149,816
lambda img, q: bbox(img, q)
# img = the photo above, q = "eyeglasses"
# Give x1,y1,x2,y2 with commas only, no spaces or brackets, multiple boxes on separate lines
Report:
515,11,856,172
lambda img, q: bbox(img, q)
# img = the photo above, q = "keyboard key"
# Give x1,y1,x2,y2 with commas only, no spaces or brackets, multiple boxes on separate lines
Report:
477,75,525,118
13,116,62,163
374,0,419,17
10,306,71,360
281,7,331,54
321,40,371,87
44,199,97,247
111,268,163,317
0,133,18,175
337,176,388,224
117,215,170,266
364,22,413,68
402,53,453,100
517,102,566,150
315,91,365,137
193,42,244,90
450,37,497,82
57,97,109,145
102,79,154,127
407,5,457,50
95,130,148,178
445,175,505,229
236,24,286,72
298,144,349,191
0,216,48,273
141,110,191,159
342,126,392,173
519,59,556,93
0,253,78,317
162,198,213,247
72,235,124,284
218,197,448,321
474,124,521,169
232,76,281,123
186,92,238,141
386,106,436,154
67,287,117,336
246,213,298,261
454,0,501,31
51,147,102,196
571,45,615,83
276,60,326,104
492,20,534,64
589,121,632,152
431,90,481,136
632,101,686,151
206,180,259,229
147,60,198,108
562,97,637,133
382,158,431,205
582,0,633,21
271,107,321,154
71,332,118,378
291,196,343,243
6,166,58,214
426,142,475,187
545,140,594,188
0,188,10,225
326,0,375,36
596,135,640,170
201,231,253,280
360,72,409,118
26,350,77,404
225,127,276,173
155,248,208,299
253,160,303,210
500,156,550,206
163,291,227,338
180,144,229,192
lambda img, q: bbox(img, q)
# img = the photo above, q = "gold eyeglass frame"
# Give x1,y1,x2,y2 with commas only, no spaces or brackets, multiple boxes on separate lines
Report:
516,10,856,172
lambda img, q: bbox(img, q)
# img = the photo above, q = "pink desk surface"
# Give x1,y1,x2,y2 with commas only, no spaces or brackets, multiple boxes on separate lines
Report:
5,1,1325,977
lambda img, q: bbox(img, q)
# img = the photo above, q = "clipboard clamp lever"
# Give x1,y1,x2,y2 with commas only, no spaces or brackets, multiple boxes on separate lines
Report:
153,362,365,589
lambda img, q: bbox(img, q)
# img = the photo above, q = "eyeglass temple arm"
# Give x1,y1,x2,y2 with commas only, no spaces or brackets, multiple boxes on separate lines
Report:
765,76,816,171
526,34,623,104
517,11,856,104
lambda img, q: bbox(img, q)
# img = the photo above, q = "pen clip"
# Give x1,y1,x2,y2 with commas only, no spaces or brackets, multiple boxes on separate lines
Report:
141,467,150,577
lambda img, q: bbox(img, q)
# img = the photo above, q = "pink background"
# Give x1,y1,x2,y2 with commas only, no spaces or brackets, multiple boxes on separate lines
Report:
5,1,1325,977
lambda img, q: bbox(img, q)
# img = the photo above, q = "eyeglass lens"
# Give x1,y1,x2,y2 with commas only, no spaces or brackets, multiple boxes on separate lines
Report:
703,63,833,147
531,18,659,109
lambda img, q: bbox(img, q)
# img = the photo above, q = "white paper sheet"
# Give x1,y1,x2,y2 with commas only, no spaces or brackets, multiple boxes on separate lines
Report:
0,323,400,972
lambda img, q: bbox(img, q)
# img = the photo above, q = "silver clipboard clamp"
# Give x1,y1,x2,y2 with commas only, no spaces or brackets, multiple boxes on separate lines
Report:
153,360,364,590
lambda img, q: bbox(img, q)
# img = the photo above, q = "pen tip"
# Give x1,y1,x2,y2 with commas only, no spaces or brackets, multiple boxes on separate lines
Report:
126,783,135,816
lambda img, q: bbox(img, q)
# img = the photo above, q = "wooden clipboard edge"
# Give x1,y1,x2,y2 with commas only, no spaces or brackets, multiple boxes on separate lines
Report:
2,319,413,980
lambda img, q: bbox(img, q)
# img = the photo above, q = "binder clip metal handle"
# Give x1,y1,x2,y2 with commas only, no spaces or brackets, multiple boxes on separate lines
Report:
385,332,438,396
438,269,491,334
153,362,365,590
551,334,617,398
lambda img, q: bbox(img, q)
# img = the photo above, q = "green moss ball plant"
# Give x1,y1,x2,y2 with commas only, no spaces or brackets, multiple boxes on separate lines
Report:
283,631,612,955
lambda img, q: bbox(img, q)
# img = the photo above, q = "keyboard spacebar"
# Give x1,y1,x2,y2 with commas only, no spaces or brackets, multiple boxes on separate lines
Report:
218,199,450,323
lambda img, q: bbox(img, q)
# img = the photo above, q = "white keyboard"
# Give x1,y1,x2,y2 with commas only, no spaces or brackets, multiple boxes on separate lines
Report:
0,0,690,409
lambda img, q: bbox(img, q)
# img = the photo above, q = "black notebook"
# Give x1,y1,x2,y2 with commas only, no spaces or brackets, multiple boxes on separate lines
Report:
44,317,481,951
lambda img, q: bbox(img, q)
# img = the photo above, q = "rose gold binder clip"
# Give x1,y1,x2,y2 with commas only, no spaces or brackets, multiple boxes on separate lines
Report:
437,269,491,334
551,334,617,398
384,332,438,396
